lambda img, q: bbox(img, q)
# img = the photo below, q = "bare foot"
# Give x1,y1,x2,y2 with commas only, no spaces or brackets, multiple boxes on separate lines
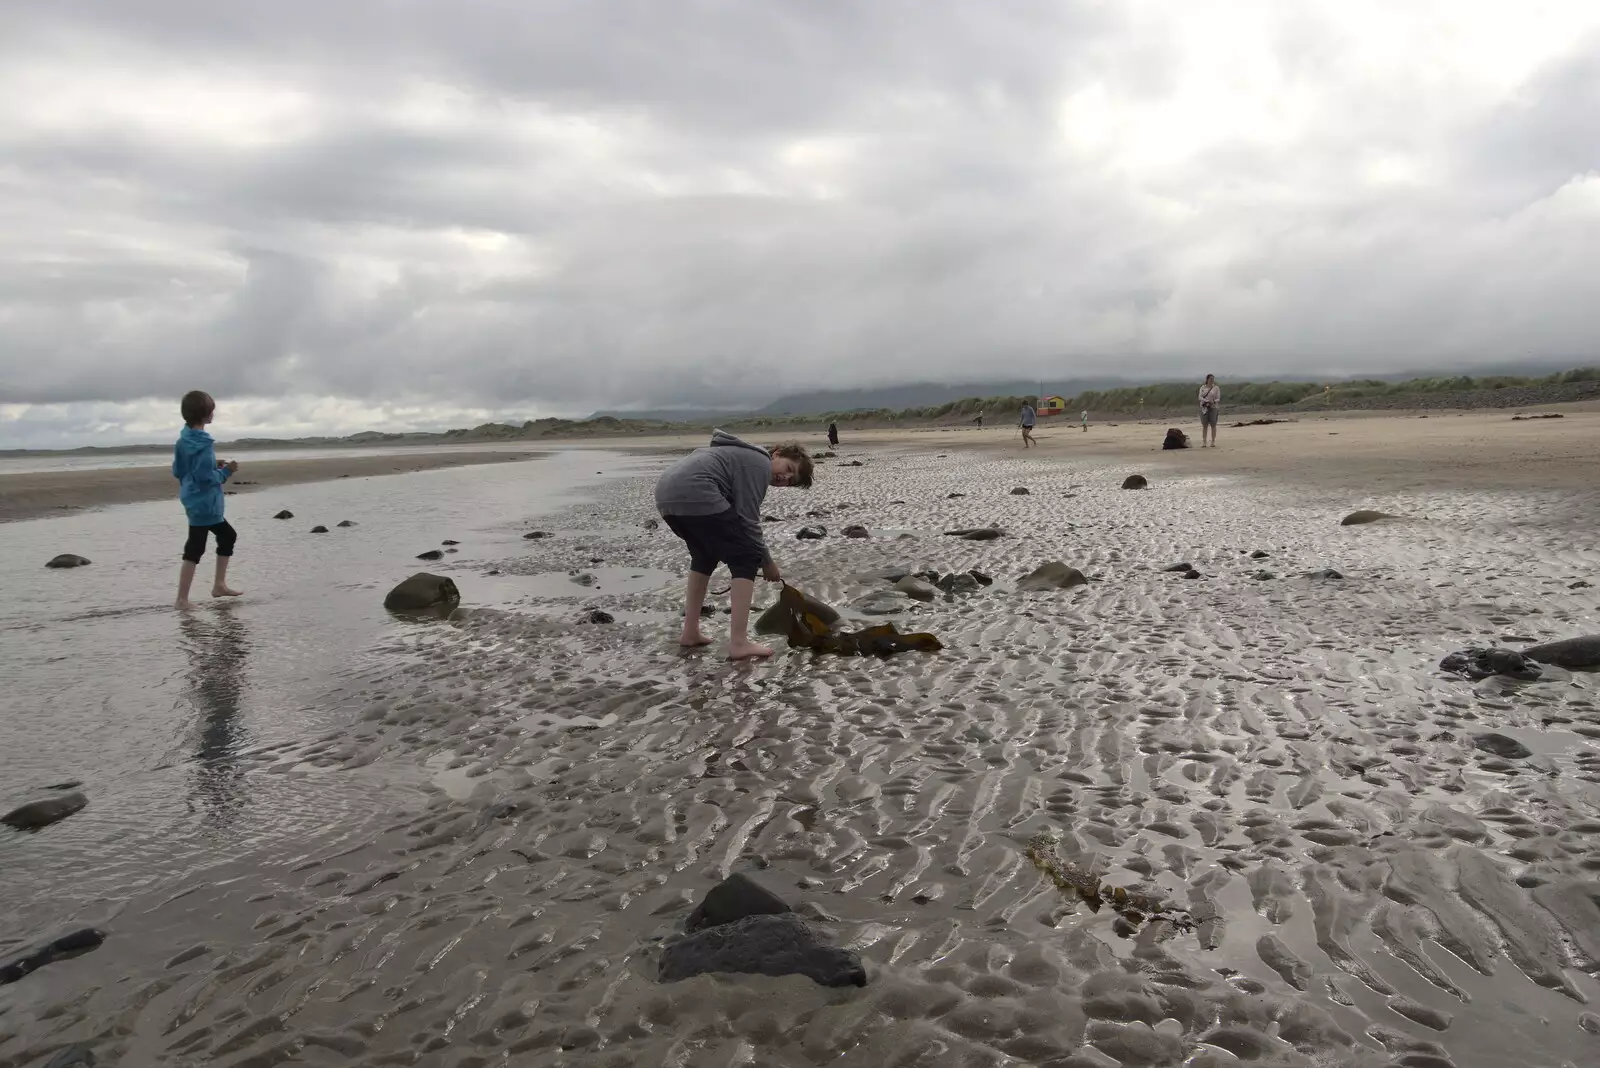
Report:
212,585,243,598
176,599,196,611
726,639,774,660
678,630,713,647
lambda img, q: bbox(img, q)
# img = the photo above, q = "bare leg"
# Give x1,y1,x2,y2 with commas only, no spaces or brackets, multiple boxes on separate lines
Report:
725,578,773,660
212,556,243,597
176,560,198,610
679,570,713,646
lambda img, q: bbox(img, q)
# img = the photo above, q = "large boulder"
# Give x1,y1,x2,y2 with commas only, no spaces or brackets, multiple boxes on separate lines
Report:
659,913,866,987
1121,474,1148,490
1162,428,1189,450
756,588,838,635
2,791,87,831
1439,647,1542,681
1017,562,1089,591
686,872,792,933
1340,510,1401,526
384,573,461,612
45,555,90,569
1523,635,1600,671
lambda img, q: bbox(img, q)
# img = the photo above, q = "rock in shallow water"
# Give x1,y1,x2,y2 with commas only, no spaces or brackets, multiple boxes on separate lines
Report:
416,549,443,561
273,510,293,520
383,573,460,612
1017,561,1089,591
894,576,938,602
310,526,329,534
1474,733,1533,760
841,524,870,538
796,526,826,540
45,554,90,569
2,791,87,831
1523,635,1600,670
1439,647,1543,681
943,527,1003,541
686,872,791,932
659,913,866,987
0,928,106,985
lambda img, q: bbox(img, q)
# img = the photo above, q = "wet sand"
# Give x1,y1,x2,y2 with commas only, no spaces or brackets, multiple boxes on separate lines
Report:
3,435,1600,1068
0,449,546,523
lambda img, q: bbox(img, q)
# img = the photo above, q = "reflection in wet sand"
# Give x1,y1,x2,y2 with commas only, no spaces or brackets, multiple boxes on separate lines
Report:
180,608,250,833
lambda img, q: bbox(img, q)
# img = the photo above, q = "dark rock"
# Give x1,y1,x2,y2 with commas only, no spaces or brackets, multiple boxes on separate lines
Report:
1340,510,1402,526
947,492,966,498
967,570,994,586
383,573,460,612
1571,580,1592,589
416,549,444,561
643,518,660,531
571,573,596,587
894,577,938,602
1017,562,1089,591
523,531,552,540
310,525,329,534
1161,428,1189,450
1011,487,1030,495
1440,647,1543,681
756,588,838,634
337,519,355,527
796,526,826,540
45,554,90,569
762,514,778,522
1303,568,1344,580
1162,562,1193,572
1183,570,1201,580
842,525,871,539
1474,733,1533,760
442,539,460,546
0,928,106,986
842,459,864,466
659,913,866,987
1250,550,1270,559
1524,635,1600,670
943,527,1003,541
686,872,792,933
2,791,87,831
584,609,614,624
1121,474,1149,490
1511,412,1564,420
937,572,982,594
44,781,81,791
1253,571,1276,580
273,510,294,520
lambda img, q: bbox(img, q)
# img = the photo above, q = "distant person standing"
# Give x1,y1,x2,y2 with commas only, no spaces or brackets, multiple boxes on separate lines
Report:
1019,400,1037,448
1198,374,1221,447
1080,409,1089,433
827,421,839,448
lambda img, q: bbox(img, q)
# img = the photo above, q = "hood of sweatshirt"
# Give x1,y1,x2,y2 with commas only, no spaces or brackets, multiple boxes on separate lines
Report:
174,425,215,469
708,428,769,455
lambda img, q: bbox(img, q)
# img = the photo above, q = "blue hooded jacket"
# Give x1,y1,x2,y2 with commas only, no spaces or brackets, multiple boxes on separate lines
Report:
173,426,232,526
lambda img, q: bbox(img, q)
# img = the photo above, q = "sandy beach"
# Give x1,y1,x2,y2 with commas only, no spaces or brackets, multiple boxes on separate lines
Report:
2,415,1598,1068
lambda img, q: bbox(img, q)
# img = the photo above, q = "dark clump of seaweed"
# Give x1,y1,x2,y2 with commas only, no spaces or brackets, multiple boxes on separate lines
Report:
1024,831,1196,936
775,583,943,657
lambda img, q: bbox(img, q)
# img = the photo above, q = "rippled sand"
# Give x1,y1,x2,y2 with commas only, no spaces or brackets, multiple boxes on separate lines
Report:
3,445,1599,1068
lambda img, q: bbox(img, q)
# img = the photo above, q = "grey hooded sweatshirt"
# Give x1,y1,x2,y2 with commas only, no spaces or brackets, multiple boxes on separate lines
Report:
654,429,773,564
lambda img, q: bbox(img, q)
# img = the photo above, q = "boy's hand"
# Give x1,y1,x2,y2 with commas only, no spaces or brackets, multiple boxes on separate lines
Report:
761,561,782,582
225,460,239,473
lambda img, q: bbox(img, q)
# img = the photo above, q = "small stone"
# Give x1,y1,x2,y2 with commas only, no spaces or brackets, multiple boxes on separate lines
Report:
1017,562,1089,591
1250,549,1270,559
643,518,659,531
894,577,939,602
1121,474,1149,490
841,460,864,467
310,526,329,534
796,526,826,540
570,573,596,587
1182,570,1201,579
943,527,1003,541
584,609,614,624
1302,568,1344,580
1011,487,1030,495
441,539,460,546
761,514,778,522
1253,571,1276,580
384,573,460,612
1162,562,1193,572
416,549,444,561
2,791,88,831
45,554,90,569
1340,510,1401,526
937,572,982,594
523,531,552,540
968,570,994,585
947,492,966,499
336,519,355,527
658,914,866,988
273,510,294,520
842,525,870,538
1440,647,1542,681
1474,733,1532,760
1571,580,1593,589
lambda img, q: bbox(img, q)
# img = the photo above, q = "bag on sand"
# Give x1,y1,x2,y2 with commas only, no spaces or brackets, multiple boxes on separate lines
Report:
770,583,943,657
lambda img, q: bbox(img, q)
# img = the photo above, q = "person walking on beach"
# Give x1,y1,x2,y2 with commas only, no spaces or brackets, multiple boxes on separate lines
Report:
173,390,242,610
1019,400,1037,448
1080,409,1089,433
827,421,839,448
655,429,813,660
1198,374,1221,448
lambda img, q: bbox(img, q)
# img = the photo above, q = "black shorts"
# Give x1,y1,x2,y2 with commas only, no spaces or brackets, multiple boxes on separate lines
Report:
183,520,237,563
662,509,764,580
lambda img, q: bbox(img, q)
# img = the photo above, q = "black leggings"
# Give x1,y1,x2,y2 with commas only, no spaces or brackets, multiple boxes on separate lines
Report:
183,521,237,563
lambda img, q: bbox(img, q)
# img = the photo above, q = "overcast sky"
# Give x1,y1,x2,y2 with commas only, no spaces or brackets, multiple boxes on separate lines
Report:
2,1,1598,447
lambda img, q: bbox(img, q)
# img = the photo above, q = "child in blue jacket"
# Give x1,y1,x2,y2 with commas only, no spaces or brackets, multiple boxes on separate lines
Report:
173,390,242,609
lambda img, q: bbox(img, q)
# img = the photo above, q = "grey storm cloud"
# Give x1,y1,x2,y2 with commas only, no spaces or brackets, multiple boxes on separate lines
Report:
2,1,1599,445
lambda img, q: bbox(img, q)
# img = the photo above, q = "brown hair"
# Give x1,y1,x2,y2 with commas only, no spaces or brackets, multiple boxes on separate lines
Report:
771,443,813,489
181,390,215,427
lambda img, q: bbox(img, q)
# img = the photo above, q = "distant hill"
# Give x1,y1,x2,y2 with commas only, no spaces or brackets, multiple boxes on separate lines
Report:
749,378,1135,417
584,406,748,422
